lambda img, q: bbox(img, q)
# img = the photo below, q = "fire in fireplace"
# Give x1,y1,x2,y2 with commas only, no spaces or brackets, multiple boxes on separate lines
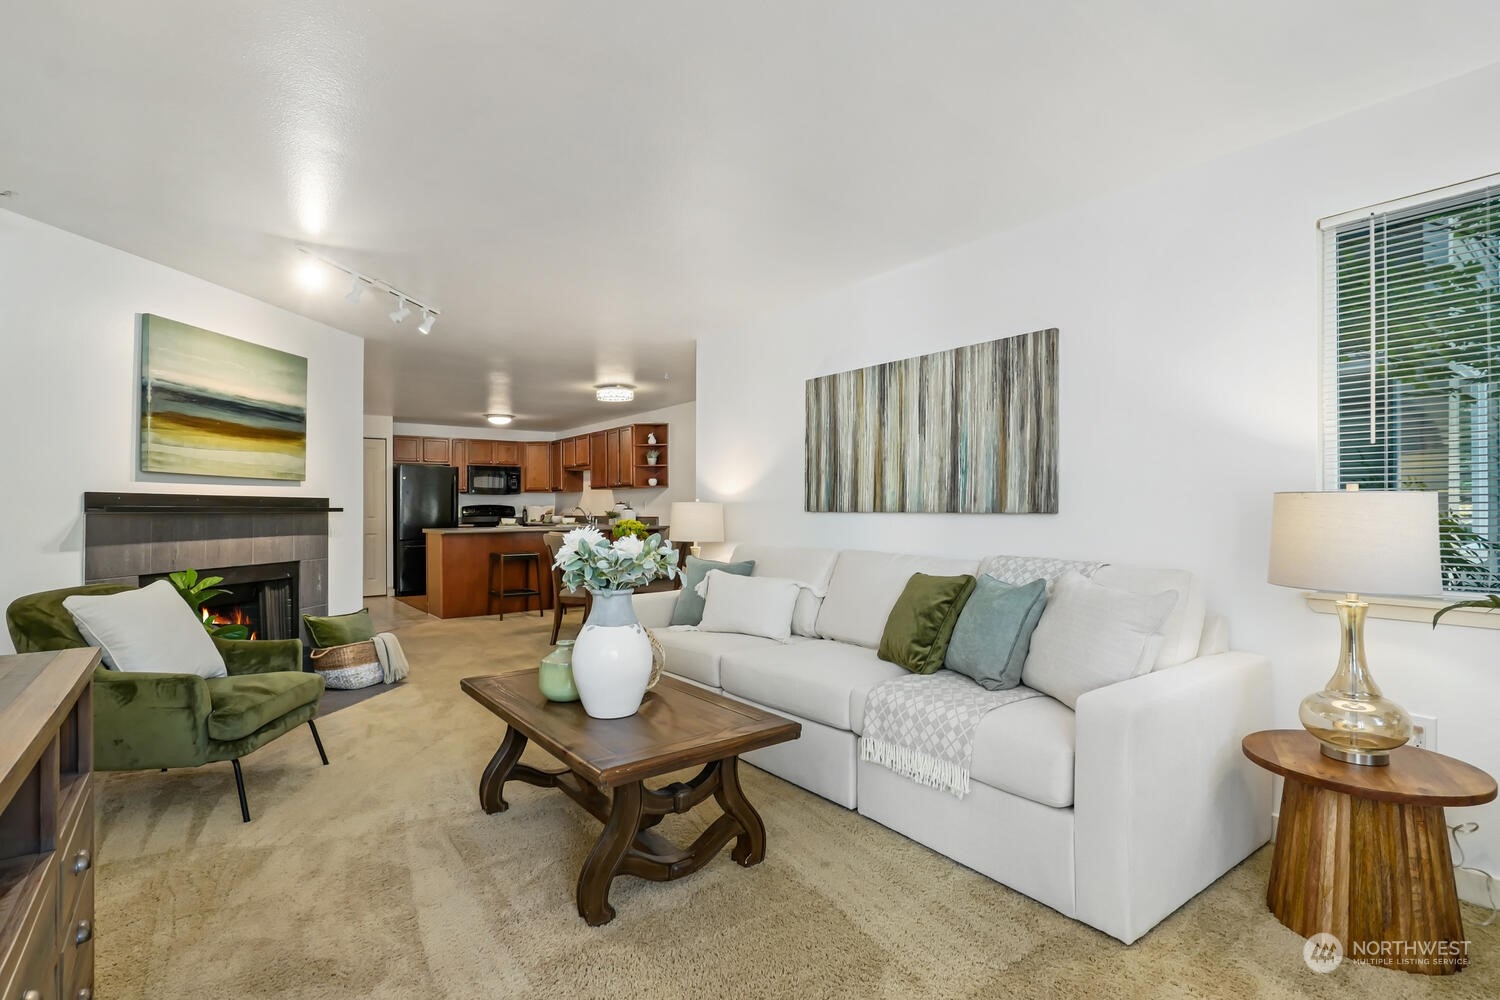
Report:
141,561,300,642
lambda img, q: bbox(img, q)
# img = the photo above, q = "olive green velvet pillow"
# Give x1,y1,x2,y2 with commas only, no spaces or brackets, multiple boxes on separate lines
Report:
877,573,978,675
303,609,374,648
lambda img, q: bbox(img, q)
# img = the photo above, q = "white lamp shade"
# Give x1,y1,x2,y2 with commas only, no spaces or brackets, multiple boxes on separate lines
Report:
669,501,724,543
1268,490,1441,596
579,487,615,516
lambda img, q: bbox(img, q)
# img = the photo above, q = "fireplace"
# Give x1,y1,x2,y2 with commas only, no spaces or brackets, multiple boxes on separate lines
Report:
140,562,300,641
81,493,337,646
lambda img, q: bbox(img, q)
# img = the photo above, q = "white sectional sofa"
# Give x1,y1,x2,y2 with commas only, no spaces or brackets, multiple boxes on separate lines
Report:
633,545,1274,944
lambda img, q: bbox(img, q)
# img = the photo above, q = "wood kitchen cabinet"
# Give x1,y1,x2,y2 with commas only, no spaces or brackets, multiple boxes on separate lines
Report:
589,431,608,483
395,435,454,465
493,441,522,466
564,434,591,470
522,442,551,492
451,439,469,492
393,435,423,463
615,429,633,487
465,440,495,465
548,441,565,490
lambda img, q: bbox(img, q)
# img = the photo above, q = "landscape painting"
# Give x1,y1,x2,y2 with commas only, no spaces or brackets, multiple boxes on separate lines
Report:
805,328,1057,513
139,314,308,481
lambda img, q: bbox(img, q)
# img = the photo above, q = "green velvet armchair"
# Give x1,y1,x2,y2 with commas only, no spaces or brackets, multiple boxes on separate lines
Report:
6,583,329,822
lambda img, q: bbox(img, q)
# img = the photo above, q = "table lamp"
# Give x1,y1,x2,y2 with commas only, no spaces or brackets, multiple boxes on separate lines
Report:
669,501,724,558
1268,486,1441,765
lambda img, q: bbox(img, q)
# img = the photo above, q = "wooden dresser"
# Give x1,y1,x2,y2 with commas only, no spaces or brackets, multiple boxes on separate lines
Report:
0,649,98,1000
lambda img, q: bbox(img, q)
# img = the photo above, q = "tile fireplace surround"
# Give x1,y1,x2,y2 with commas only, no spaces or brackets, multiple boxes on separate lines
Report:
81,493,339,644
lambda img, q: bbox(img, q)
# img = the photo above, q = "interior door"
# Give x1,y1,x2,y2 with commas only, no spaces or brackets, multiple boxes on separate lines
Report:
363,437,388,597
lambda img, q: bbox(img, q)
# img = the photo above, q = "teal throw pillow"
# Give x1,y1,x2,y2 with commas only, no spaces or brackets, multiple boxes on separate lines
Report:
303,609,375,648
877,573,977,675
671,556,755,626
944,577,1048,690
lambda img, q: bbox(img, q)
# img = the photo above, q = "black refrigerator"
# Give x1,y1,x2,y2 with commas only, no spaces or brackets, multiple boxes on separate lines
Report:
393,464,459,596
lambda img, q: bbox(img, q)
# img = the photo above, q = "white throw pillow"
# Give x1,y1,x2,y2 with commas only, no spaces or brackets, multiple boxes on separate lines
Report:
1020,571,1177,709
63,580,228,678
697,570,800,642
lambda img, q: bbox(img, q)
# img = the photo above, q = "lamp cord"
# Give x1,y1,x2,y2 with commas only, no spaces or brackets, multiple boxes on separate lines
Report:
1450,822,1499,926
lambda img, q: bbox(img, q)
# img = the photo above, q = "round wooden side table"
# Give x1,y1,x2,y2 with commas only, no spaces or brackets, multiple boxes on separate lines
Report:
1242,730,1496,975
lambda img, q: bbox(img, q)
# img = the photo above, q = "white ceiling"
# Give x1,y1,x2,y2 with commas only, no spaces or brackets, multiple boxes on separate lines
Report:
4,2,1499,429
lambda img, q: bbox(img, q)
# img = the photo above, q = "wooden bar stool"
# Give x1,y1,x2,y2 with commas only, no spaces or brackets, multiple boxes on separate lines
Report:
488,551,543,619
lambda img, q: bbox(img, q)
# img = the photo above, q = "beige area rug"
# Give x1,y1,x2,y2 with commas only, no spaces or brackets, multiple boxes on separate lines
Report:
96,611,1499,999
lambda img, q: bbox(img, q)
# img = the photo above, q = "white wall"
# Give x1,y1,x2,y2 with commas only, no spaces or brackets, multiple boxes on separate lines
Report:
554,401,697,522
364,415,395,591
0,211,366,652
697,63,1500,892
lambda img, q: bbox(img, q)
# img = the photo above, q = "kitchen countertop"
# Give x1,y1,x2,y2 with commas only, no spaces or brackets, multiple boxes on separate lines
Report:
425,525,581,534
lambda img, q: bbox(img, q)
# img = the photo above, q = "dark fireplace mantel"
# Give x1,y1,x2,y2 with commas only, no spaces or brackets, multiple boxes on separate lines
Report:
84,492,343,514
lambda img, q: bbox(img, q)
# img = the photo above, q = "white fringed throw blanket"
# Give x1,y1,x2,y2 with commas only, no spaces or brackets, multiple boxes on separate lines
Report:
860,672,1041,798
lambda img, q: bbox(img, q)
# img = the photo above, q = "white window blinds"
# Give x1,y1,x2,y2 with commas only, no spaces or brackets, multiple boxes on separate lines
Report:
1322,179,1500,594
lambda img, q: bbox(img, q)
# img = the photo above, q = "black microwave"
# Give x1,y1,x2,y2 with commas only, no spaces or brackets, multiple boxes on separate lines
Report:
467,465,521,494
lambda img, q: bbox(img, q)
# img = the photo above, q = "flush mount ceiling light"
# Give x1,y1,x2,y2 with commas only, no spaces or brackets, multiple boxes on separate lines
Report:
486,414,514,426
295,246,440,333
595,384,635,403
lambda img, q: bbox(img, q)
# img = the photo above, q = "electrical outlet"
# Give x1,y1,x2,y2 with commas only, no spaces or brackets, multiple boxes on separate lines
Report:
1409,713,1437,751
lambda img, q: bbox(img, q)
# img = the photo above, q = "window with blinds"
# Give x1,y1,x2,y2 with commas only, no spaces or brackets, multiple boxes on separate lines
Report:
1323,180,1500,593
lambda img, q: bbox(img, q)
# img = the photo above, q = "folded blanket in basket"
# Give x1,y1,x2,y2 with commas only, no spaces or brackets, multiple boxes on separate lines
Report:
859,671,1040,798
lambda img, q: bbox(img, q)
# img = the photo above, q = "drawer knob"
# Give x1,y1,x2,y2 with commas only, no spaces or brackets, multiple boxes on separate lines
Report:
78,991,93,1000
75,918,92,944
73,848,92,874
23,990,42,1000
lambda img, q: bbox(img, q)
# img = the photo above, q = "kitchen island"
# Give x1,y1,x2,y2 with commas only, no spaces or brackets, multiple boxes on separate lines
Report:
424,523,685,620
424,525,567,619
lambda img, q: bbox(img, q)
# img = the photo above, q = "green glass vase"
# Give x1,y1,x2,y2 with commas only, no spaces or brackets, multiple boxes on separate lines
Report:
538,640,580,702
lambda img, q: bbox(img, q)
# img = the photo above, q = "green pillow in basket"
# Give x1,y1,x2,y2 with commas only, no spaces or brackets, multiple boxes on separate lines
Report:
304,609,382,690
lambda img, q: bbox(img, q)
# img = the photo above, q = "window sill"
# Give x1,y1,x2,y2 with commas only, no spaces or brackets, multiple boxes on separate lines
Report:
1303,592,1500,630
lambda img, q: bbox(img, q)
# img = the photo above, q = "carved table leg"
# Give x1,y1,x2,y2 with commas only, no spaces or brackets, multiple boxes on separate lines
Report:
577,782,645,926
714,756,766,866
479,726,528,815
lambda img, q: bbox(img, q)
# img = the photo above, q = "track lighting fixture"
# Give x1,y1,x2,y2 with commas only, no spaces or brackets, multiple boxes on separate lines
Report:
295,246,440,334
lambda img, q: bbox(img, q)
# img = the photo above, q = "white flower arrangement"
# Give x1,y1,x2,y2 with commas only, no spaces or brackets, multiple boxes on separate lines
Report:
554,526,678,593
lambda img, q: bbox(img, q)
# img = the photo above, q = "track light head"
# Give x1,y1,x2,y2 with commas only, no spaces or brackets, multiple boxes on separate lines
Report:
417,309,436,335
345,274,363,304
389,296,411,324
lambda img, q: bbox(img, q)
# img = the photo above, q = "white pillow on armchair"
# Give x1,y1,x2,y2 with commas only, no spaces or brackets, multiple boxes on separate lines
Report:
697,570,801,642
63,580,228,678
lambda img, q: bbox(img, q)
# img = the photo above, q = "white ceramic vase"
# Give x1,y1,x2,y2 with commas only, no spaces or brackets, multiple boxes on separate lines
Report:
571,590,654,719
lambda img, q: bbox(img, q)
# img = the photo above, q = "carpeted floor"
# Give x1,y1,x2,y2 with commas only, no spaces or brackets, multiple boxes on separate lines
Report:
95,607,1499,998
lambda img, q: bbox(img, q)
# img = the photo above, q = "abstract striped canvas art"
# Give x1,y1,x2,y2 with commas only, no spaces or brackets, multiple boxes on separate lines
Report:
139,314,308,481
805,328,1057,513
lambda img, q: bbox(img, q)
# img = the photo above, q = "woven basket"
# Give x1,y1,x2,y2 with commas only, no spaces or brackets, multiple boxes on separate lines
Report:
310,640,384,690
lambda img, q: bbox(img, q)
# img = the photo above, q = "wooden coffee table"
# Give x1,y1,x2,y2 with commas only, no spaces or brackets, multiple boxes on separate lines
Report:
461,670,801,925
1243,730,1497,975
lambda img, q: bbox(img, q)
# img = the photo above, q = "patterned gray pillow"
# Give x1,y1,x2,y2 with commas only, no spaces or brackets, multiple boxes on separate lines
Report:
976,555,1105,593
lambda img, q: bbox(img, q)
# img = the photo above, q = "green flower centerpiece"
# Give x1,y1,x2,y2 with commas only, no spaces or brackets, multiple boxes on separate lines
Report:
556,526,677,594
553,527,677,718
